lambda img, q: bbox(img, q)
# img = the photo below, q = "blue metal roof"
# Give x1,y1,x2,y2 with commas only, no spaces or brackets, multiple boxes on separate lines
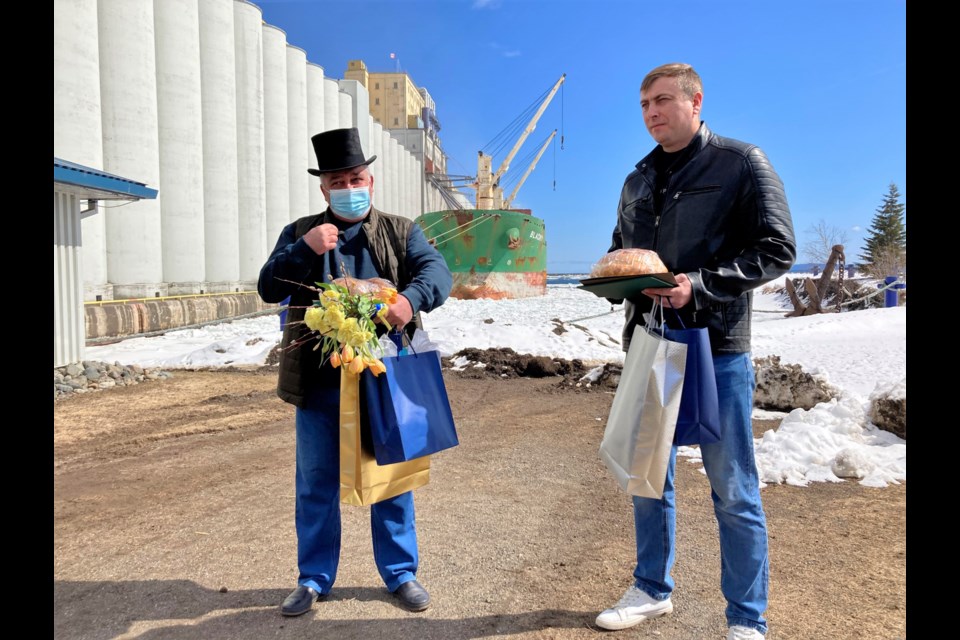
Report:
53,158,158,200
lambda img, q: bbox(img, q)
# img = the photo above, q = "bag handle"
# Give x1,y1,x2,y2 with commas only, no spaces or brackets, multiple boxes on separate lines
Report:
646,296,688,336
664,297,687,329
389,328,419,356
646,296,668,337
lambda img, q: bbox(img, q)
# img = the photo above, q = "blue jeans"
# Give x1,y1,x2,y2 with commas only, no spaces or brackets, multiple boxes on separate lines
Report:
631,352,768,635
294,387,419,594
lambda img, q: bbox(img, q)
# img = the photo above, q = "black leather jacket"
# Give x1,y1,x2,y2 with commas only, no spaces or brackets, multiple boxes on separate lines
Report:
611,122,796,353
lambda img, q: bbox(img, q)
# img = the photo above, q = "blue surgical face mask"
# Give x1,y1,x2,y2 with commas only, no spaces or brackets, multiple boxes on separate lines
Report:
328,186,371,220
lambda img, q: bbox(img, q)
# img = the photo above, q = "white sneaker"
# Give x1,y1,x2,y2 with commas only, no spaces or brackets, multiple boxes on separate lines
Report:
595,585,673,630
727,625,764,640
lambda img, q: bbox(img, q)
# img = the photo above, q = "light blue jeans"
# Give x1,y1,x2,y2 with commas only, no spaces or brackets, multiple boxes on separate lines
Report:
293,387,419,595
631,352,768,635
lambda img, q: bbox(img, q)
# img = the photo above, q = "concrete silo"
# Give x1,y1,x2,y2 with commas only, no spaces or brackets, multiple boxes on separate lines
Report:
286,44,309,224
198,0,240,291
338,90,353,129
409,154,423,218
306,62,327,213
262,24,289,251
233,0,266,284
387,134,400,215
154,0,205,293
54,0,107,300
369,118,383,210
322,76,340,134
397,141,408,218
97,0,164,298
338,79,368,156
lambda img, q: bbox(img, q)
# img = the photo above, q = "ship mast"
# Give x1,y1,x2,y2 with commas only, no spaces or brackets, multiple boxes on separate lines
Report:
474,73,566,210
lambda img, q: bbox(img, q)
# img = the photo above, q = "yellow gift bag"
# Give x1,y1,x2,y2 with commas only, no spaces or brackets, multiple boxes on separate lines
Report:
339,368,430,506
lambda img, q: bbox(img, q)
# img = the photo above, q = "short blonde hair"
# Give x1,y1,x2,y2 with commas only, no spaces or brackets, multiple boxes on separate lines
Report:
641,63,702,99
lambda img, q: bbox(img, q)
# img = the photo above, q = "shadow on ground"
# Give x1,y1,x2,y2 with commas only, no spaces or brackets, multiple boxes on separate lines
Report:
54,580,596,639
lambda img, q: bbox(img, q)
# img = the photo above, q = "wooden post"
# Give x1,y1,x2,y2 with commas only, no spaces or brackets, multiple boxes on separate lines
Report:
816,244,844,302
803,278,824,313
784,278,806,317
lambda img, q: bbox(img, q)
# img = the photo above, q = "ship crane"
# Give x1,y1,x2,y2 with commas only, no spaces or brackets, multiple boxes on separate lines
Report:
474,73,566,210
502,129,557,210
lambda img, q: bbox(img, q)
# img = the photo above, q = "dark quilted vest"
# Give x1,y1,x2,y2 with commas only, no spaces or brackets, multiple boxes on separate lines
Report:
276,208,422,407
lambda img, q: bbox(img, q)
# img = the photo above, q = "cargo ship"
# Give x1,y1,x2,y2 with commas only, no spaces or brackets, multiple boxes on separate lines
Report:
415,74,564,300
417,208,546,300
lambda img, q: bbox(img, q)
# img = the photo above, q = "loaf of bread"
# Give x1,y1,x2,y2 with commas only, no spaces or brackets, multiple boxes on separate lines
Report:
590,249,668,277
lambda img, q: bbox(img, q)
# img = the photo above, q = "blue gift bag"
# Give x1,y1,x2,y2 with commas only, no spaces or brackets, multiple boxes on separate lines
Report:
661,305,721,446
361,349,459,465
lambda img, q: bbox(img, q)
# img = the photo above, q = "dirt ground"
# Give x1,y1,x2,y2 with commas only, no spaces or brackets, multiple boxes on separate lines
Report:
53,364,906,640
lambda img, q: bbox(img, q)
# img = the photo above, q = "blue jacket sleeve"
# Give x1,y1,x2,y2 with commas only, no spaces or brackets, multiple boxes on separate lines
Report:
257,222,323,303
399,223,453,314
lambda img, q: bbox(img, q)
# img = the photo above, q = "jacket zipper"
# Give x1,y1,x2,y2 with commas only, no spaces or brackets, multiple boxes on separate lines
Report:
672,185,721,200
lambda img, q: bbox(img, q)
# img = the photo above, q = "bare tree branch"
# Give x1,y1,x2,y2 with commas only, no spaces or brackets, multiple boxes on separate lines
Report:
802,220,850,264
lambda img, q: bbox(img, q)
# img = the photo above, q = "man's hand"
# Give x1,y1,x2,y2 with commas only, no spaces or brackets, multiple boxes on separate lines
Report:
644,272,693,308
385,294,414,329
302,223,339,255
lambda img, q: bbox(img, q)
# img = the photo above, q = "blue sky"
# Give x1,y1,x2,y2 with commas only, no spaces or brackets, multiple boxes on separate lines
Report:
254,0,906,274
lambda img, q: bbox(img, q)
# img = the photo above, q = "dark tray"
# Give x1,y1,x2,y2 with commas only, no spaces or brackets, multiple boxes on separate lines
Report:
578,273,678,298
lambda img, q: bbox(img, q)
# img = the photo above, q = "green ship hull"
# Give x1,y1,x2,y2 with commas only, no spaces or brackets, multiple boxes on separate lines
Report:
415,209,547,299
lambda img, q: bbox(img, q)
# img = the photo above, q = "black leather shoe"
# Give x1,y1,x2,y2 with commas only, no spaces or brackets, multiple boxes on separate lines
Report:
393,579,431,612
280,585,320,617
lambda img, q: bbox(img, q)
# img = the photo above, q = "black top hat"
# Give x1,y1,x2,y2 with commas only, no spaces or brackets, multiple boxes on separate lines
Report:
307,127,377,176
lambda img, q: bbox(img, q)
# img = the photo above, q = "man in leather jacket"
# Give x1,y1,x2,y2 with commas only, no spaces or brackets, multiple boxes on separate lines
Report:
258,128,452,618
594,64,796,640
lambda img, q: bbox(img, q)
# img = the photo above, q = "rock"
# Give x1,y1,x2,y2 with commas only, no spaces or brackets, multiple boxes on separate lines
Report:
868,379,906,440
54,361,173,401
753,355,839,411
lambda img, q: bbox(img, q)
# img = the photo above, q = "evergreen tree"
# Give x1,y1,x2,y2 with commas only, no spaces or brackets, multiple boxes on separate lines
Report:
860,183,906,276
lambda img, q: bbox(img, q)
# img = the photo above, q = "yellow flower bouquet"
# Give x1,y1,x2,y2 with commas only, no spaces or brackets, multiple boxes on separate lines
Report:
300,276,400,377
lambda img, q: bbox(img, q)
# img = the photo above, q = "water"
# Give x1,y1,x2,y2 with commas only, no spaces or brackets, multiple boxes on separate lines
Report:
547,273,589,286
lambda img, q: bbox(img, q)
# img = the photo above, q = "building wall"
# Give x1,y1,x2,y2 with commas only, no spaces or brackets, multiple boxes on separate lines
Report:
53,0,456,318
54,191,85,367
346,59,428,133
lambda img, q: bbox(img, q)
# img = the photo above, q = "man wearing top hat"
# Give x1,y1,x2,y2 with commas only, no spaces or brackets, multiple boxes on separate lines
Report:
258,127,452,617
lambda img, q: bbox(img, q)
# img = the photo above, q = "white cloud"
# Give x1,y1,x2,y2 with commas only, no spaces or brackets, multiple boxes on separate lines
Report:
487,41,521,58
